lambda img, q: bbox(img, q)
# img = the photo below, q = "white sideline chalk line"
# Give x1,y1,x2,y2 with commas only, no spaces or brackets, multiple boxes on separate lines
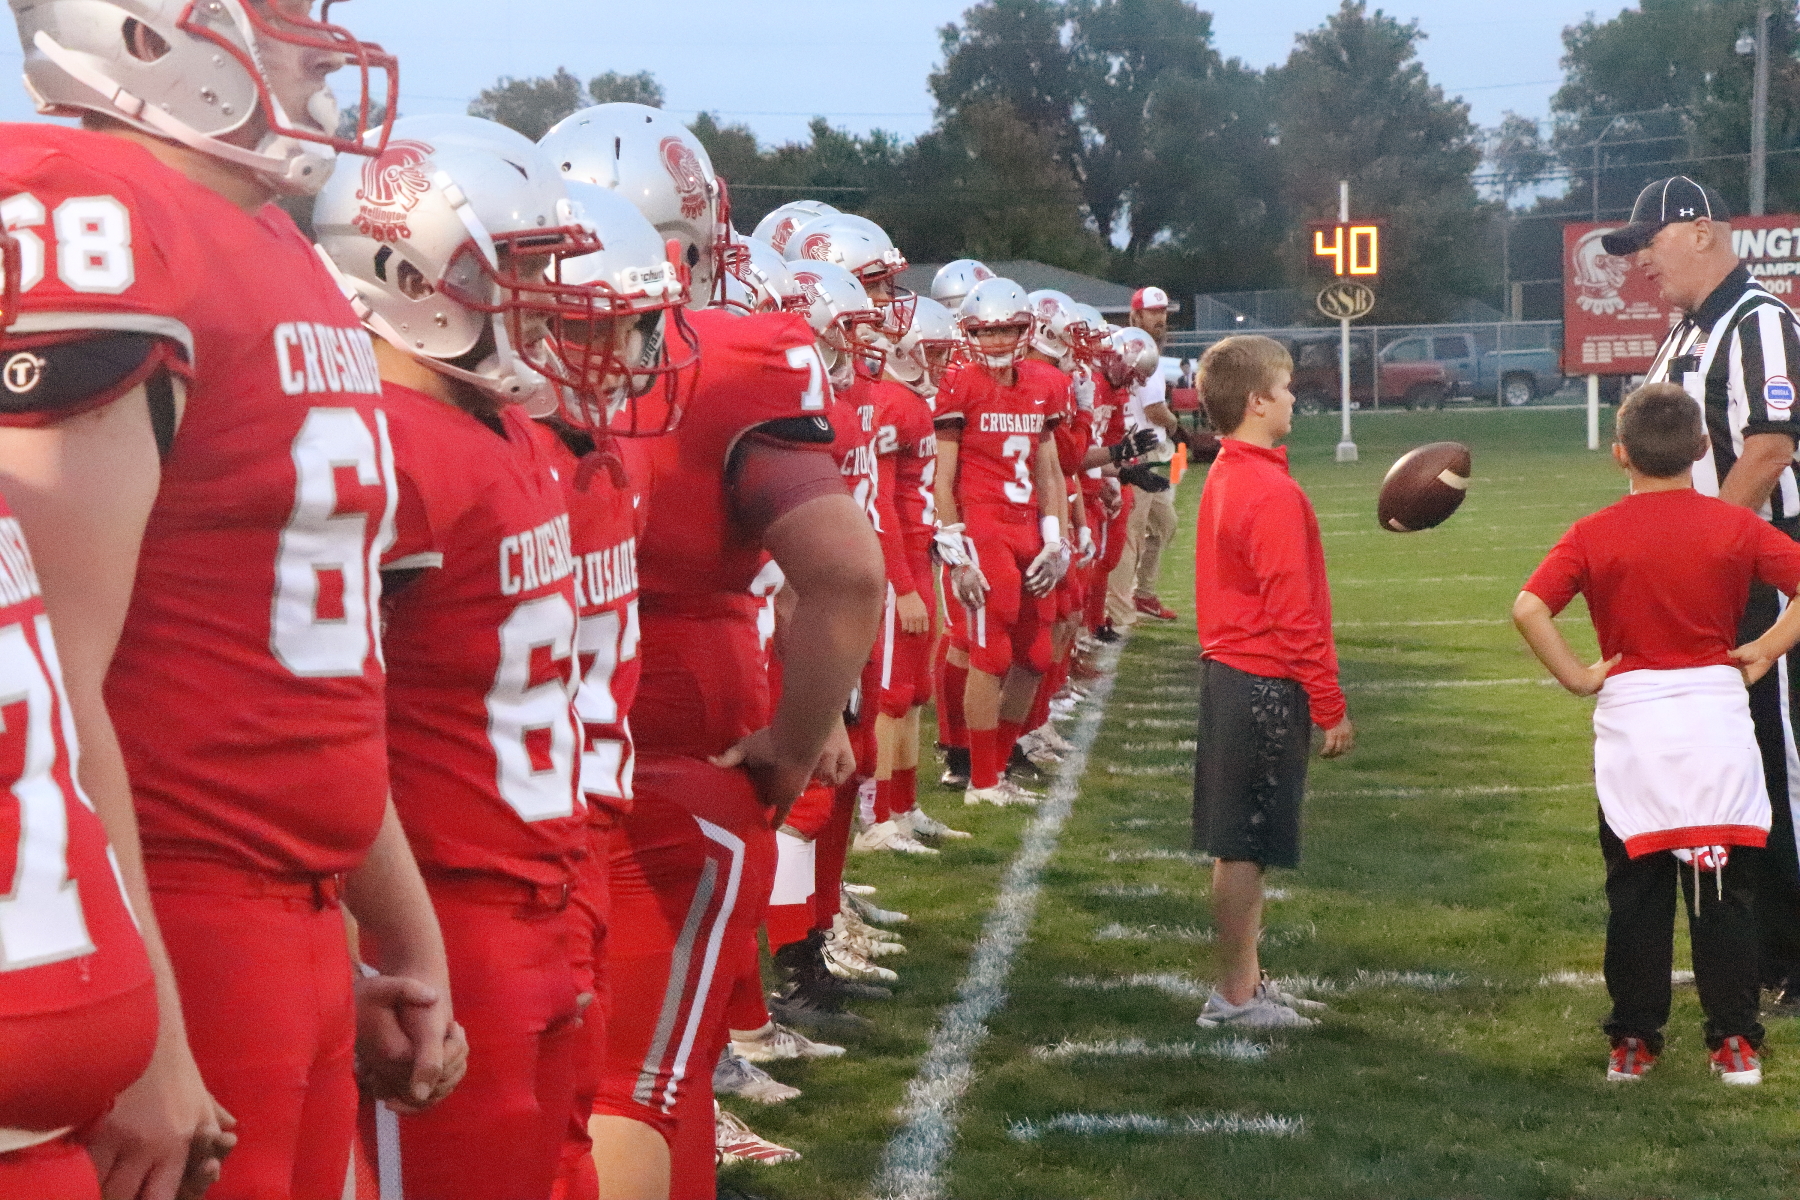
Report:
1007,1111,1305,1141
1309,781,1589,799
1346,677,1556,691
1031,1036,1270,1063
1107,848,1212,864
869,654,1117,1200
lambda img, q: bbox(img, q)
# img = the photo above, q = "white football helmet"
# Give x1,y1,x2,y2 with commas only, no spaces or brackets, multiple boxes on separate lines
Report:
1026,289,1081,365
958,277,1033,370
883,294,961,396
931,258,995,310
15,0,396,194
555,181,696,437
1109,326,1161,383
539,103,732,311
788,259,884,389
314,114,598,414
1068,302,1107,360
720,234,805,315
786,212,914,336
753,200,838,257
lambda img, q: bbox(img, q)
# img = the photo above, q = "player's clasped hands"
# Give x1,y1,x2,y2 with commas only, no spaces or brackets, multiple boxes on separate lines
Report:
354,973,468,1114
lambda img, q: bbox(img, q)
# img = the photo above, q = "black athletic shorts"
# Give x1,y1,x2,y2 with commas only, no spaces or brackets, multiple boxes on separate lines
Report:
1191,659,1310,869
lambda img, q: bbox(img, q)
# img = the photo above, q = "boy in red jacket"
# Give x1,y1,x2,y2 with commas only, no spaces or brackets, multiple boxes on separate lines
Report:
1515,382,1800,1086
1192,336,1354,1030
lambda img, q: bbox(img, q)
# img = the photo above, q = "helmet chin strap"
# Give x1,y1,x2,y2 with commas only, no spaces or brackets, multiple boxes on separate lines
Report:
33,29,337,195
433,170,555,404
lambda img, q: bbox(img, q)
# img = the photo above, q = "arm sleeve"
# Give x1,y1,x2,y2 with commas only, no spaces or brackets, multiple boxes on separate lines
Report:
1521,529,1586,616
872,444,914,595
1242,488,1345,729
1752,518,1800,596
1734,303,1800,442
728,438,849,543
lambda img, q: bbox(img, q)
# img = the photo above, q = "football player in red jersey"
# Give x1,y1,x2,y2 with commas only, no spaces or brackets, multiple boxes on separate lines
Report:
0,4,460,1197
318,115,656,1200
862,296,971,847
935,279,1072,807
542,108,884,1200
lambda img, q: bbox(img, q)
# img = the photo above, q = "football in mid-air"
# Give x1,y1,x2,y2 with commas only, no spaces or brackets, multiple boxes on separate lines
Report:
1378,441,1472,532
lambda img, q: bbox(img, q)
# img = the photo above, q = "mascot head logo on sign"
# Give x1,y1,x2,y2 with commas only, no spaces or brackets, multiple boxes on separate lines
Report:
659,137,708,221
353,139,433,244
1572,228,1630,316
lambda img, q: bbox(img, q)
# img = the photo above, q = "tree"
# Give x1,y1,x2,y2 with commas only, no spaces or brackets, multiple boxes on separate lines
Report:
1487,112,1553,206
1271,1,1492,322
470,68,667,141
587,70,664,108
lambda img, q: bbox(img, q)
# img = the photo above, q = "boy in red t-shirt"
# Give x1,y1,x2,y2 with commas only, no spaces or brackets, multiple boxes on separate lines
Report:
1516,382,1800,1086
1191,336,1353,1031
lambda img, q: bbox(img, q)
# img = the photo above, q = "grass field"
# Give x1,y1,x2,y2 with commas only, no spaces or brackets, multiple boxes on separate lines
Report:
718,406,1800,1200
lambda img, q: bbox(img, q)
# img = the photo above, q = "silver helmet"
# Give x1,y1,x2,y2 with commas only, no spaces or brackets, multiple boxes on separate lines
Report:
719,234,805,316
1026,289,1080,364
539,103,731,311
883,294,961,396
1109,326,1161,383
752,199,838,257
788,259,883,389
314,114,597,413
1068,302,1107,361
14,0,397,194
958,277,1033,370
930,258,995,310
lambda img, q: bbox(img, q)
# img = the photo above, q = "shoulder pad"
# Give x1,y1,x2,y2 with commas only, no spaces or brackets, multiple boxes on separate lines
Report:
0,331,170,422
752,415,836,445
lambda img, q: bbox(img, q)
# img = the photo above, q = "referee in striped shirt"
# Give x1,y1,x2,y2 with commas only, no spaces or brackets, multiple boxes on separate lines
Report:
1607,175,1800,1008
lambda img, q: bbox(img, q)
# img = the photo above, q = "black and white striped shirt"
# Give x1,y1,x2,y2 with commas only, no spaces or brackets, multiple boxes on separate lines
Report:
1644,265,1800,524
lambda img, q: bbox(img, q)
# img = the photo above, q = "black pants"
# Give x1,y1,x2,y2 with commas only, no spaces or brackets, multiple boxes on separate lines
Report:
1739,576,1800,990
1191,660,1309,869
1599,812,1763,1052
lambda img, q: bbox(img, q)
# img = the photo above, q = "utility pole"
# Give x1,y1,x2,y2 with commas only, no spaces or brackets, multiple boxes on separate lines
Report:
1335,179,1357,464
1752,0,1771,215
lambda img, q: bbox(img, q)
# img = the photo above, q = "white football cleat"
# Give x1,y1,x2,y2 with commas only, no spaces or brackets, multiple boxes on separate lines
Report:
832,912,903,951
714,1050,802,1104
716,1104,802,1165
823,936,899,983
902,807,972,840
731,1021,846,1063
964,779,1043,807
842,882,878,896
852,819,940,856
841,886,908,925
1032,723,1074,754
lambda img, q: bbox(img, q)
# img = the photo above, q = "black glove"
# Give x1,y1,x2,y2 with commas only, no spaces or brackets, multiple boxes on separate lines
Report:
1108,427,1160,467
1118,462,1170,493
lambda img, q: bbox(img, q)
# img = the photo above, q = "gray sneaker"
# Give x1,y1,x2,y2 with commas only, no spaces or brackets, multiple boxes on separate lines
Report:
713,1049,802,1104
1196,981,1316,1030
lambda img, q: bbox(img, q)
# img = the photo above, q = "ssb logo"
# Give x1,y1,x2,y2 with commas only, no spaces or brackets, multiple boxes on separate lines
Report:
1766,375,1794,412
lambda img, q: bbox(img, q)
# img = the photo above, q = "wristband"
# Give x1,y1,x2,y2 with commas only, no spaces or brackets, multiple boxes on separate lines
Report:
1039,515,1061,545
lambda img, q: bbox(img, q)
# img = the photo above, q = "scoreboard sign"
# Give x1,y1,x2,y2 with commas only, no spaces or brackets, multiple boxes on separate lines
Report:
1310,222,1382,277
1563,215,1800,375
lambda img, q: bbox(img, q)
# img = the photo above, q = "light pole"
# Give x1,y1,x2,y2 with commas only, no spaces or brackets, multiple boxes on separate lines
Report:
1747,1,1772,215
1591,114,1628,222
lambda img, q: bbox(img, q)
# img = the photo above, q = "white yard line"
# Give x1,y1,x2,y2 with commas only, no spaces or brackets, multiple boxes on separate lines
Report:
1031,1036,1270,1063
1345,678,1556,691
1107,848,1213,865
869,660,1117,1200
1309,781,1589,799
1104,763,1191,776
1007,1111,1305,1141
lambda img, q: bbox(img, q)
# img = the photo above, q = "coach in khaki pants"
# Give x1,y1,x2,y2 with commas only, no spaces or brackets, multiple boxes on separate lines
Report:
1108,286,1181,628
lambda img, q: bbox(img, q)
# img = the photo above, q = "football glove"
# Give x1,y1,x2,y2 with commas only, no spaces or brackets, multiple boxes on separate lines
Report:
1025,538,1071,596
932,522,970,567
1076,524,1097,567
1072,368,1096,412
1118,462,1170,493
950,562,990,608
1108,428,1161,467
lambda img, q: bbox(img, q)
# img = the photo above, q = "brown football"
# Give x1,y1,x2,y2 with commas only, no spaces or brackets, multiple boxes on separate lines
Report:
1377,441,1472,532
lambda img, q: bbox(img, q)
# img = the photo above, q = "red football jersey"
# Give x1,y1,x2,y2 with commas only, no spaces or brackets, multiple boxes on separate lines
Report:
543,431,645,819
1085,371,1126,489
382,388,584,885
835,379,881,541
876,382,937,587
0,506,154,1030
0,126,401,876
936,359,1065,518
626,309,836,759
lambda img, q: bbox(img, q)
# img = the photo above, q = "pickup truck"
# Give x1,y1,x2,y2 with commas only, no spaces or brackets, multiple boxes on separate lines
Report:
1378,328,1565,407
1289,337,1451,413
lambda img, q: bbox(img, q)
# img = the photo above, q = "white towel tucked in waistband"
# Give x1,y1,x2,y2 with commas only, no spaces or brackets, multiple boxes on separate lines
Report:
1592,665,1771,858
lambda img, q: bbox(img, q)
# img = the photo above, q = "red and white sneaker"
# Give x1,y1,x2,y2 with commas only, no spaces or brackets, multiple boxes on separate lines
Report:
1710,1035,1763,1085
1606,1037,1657,1081
716,1104,802,1164
1134,594,1178,621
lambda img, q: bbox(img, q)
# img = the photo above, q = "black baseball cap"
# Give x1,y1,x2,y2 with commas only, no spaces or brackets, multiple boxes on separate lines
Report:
1601,176,1731,256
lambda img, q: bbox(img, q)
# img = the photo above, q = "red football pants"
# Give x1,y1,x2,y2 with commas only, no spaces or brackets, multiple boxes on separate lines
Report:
1086,487,1133,627
962,512,1054,677
363,874,586,1200
150,860,357,1200
556,821,615,1200
0,1136,99,1200
593,755,775,1200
